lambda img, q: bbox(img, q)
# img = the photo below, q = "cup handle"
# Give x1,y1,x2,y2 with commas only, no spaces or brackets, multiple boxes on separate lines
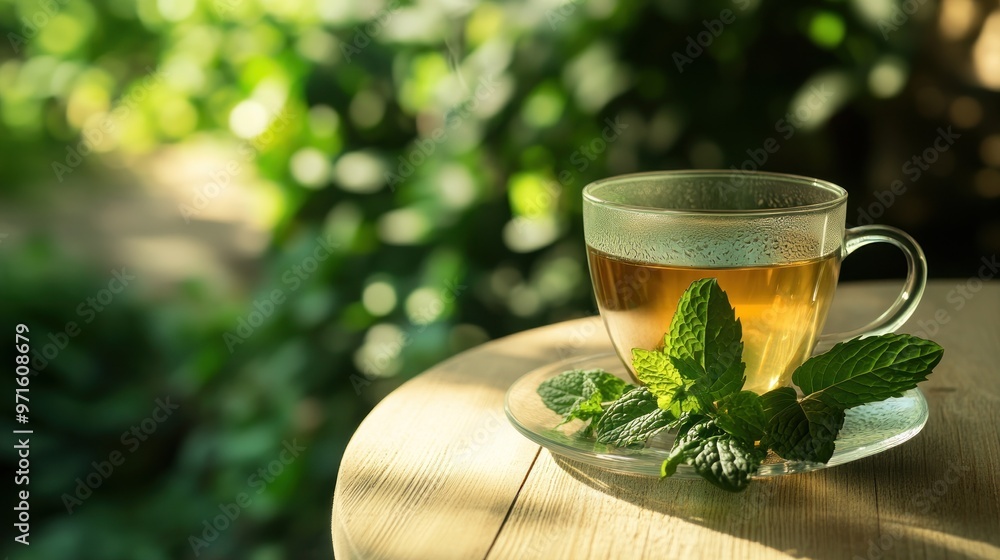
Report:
815,225,927,350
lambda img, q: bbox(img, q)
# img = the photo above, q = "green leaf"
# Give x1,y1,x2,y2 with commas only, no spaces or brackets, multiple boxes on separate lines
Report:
565,378,604,422
594,387,676,448
631,347,682,399
715,390,766,442
666,278,746,400
631,348,702,415
660,416,716,477
661,433,702,478
792,334,945,409
660,419,765,492
760,387,845,462
537,369,632,424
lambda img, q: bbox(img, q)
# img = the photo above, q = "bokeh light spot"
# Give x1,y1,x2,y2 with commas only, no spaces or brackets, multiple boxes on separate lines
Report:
972,11,1000,90
363,281,397,316
157,0,196,21
37,14,88,55
349,90,386,129
522,83,565,128
291,148,331,188
809,12,845,49
334,151,386,193
509,173,557,217
436,165,477,209
378,208,432,245
502,216,560,253
308,105,341,138
868,57,908,98
466,3,504,46
940,0,979,40
406,287,445,325
229,100,270,138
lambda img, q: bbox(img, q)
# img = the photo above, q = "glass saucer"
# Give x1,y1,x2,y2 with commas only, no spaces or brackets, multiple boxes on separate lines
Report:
504,353,928,478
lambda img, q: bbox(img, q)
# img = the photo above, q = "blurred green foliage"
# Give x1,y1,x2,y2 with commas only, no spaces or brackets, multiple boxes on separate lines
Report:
1,0,995,558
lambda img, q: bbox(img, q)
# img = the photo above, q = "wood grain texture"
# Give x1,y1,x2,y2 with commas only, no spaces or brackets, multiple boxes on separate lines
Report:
334,281,1000,560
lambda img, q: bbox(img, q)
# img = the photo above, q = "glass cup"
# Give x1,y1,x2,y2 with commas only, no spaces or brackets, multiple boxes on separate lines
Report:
582,170,926,394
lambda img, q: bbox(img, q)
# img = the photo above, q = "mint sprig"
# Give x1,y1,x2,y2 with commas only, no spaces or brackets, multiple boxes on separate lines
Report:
537,369,632,426
537,278,945,492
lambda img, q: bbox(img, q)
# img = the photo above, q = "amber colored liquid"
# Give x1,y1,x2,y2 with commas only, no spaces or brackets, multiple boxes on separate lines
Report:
588,247,841,394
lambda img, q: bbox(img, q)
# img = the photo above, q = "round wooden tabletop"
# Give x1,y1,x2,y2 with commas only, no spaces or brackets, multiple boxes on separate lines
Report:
332,281,1000,560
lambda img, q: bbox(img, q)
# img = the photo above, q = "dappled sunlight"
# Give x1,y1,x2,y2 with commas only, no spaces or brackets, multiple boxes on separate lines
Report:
973,10,1000,90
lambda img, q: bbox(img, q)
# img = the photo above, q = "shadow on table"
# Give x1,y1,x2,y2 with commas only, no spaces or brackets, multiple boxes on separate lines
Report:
550,452,1000,559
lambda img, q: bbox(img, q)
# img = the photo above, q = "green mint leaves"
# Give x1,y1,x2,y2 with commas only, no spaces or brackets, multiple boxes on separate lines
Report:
715,391,767,443
631,348,702,415
537,369,632,425
760,387,845,462
536,278,944,492
662,418,767,492
790,334,944,408
667,279,746,400
758,334,943,462
594,387,675,448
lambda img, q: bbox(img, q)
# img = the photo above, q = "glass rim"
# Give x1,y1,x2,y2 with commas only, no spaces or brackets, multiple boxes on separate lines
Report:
582,170,849,217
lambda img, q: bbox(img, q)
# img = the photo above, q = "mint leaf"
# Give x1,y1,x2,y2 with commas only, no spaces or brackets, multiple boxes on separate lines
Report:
661,418,764,491
666,278,746,400
631,348,682,400
661,416,716,478
537,369,632,425
760,387,845,462
632,348,702,415
565,378,604,423
594,387,675,448
715,391,766,443
792,334,944,409
689,432,766,492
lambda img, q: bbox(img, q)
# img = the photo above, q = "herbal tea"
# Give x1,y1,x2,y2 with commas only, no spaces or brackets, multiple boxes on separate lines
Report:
588,247,841,394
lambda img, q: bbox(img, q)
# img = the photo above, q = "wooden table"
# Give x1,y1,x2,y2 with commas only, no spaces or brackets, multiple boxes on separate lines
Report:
332,281,1000,559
